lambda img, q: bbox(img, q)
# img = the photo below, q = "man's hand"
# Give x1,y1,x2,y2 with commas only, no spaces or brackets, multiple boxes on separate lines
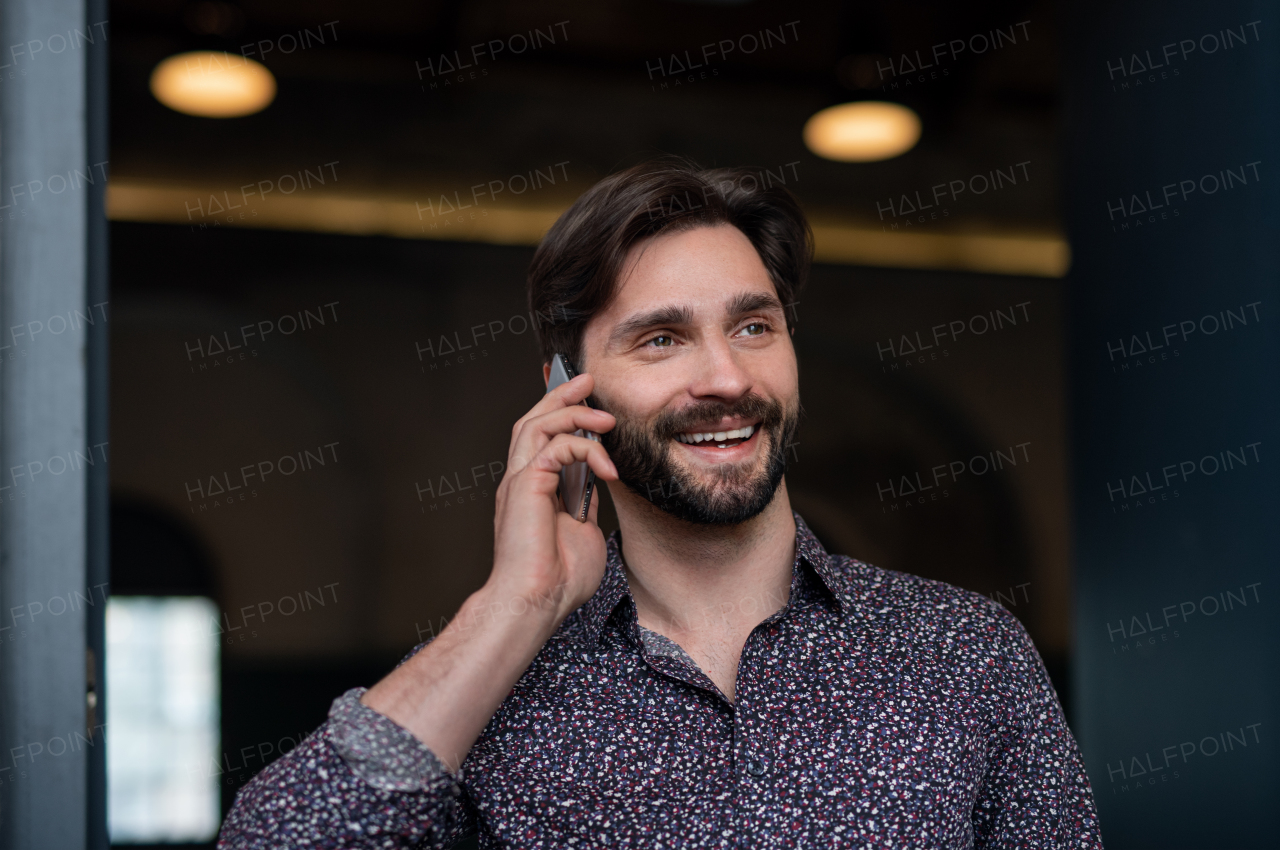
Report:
491,372,617,620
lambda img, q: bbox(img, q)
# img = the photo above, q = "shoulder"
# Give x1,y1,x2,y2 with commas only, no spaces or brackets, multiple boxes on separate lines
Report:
822,554,1036,662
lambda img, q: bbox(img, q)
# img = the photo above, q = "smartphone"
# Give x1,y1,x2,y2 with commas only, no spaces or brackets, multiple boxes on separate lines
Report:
545,353,597,522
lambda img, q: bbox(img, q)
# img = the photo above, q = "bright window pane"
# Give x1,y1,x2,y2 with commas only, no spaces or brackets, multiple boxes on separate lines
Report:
107,596,220,843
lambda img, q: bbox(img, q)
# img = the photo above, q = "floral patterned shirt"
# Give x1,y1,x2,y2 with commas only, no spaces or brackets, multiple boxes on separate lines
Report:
219,513,1102,849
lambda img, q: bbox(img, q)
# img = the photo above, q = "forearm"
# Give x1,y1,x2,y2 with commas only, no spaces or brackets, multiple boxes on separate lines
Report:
218,704,467,850
220,584,566,848
361,581,566,772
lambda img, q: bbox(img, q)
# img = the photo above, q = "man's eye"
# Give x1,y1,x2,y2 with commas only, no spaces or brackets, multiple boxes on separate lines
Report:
741,322,767,336
647,334,674,347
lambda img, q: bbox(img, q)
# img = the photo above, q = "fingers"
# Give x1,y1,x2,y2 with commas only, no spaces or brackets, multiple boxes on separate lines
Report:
527,433,618,483
508,402,615,475
511,373,595,441
508,373,600,469
498,430,617,507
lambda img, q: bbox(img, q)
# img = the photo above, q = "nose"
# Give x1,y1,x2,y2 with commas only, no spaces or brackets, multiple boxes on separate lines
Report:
686,333,753,402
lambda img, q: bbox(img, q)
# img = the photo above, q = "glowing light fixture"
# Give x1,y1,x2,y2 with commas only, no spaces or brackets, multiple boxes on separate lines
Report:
150,51,276,118
803,101,921,162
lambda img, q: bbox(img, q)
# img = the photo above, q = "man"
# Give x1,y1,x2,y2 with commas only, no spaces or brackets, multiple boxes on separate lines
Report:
219,161,1103,849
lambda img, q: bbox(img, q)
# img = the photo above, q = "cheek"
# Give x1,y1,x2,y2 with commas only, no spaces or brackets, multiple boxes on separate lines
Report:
605,391,671,431
753,353,799,400
593,367,679,418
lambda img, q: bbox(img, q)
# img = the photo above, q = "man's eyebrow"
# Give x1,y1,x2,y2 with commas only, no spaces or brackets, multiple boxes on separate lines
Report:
606,304,695,348
725,291,786,318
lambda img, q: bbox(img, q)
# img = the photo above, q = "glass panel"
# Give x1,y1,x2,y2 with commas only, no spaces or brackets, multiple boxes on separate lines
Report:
106,596,220,843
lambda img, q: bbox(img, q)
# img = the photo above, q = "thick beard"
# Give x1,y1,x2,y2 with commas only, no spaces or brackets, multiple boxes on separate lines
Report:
595,392,798,525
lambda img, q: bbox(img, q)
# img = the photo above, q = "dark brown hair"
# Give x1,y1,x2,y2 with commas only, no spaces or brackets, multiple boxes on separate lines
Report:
527,158,813,370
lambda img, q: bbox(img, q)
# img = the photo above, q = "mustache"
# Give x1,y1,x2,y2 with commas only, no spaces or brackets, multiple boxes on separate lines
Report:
649,394,786,439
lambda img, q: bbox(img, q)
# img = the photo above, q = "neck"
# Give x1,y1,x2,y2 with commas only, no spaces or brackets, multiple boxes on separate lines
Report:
608,478,797,643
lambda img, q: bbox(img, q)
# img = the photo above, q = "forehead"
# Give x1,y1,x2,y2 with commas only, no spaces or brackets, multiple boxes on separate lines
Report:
603,224,776,319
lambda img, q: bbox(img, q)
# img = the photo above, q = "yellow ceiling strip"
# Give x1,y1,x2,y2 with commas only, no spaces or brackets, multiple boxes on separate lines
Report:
107,179,1068,277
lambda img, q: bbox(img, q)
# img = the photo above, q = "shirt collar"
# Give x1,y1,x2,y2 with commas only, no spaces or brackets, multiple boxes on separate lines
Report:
574,510,847,649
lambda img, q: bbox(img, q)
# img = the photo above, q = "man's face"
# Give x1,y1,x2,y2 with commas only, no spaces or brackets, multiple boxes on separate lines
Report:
578,223,800,525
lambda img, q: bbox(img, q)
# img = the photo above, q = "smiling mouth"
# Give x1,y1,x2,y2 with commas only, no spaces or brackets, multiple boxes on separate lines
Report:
673,423,757,449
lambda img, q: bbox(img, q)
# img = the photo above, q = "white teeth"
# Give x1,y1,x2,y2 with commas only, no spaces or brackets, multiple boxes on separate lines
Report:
676,424,756,444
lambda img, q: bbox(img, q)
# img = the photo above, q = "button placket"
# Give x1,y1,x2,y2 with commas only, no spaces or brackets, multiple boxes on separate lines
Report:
732,685,775,783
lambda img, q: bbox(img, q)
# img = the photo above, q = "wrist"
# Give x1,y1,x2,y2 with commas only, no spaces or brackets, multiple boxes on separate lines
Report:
460,580,570,639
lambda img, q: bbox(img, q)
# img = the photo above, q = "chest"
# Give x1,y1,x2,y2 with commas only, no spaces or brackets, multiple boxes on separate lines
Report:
463,631,995,847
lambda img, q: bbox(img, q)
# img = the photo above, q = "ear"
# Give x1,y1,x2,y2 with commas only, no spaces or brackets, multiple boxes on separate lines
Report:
542,361,552,388
789,326,795,336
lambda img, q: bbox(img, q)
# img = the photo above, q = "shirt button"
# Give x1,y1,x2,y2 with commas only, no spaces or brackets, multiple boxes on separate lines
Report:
746,758,767,776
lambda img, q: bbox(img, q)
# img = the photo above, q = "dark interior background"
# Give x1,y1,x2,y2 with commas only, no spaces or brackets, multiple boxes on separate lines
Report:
108,0,1074,846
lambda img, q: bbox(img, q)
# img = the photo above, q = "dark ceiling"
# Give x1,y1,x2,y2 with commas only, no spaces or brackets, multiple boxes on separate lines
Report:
110,0,1062,228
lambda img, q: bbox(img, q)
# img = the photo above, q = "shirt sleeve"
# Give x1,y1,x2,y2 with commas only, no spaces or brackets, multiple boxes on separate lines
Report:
971,608,1104,850
217,680,477,849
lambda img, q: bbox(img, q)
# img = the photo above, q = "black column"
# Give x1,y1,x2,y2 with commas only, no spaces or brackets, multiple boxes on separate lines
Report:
1062,3,1278,847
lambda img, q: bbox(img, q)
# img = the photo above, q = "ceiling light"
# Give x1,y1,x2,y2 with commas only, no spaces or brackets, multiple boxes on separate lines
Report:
150,51,276,118
803,101,921,162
